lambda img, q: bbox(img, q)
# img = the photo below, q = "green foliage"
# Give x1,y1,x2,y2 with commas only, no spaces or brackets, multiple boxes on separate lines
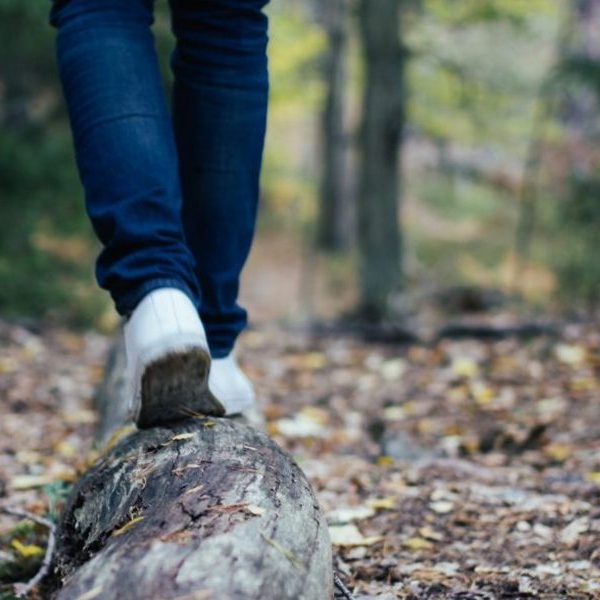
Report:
0,519,45,593
422,0,556,27
0,122,106,325
267,9,326,109
556,55,600,100
260,5,326,227
407,2,559,148
0,2,111,325
551,175,600,307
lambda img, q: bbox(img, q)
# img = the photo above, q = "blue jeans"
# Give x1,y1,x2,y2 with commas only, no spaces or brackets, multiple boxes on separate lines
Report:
49,0,269,358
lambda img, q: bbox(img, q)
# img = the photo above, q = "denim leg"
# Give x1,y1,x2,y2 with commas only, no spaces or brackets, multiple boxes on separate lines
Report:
49,0,201,315
169,0,269,358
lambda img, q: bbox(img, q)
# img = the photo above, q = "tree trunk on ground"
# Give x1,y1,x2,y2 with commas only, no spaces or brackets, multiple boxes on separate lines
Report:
48,343,334,600
356,0,405,320
317,0,352,251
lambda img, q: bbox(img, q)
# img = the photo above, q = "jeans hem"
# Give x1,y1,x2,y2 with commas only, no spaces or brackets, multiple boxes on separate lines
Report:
114,278,200,317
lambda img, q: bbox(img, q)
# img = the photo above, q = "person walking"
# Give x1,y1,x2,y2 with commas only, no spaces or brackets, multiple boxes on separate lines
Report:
49,0,269,427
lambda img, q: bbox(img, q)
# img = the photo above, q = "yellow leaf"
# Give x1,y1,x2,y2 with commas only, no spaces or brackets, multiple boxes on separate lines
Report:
367,497,397,510
300,406,330,425
401,401,418,415
570,377,596,392
452,357,479,378
404,537,434,551
471,382,494,405
0,357,17,374
55,440,78,459
461,436,479,455
543,443,573,462
377,455,394,467
11,539,44,558
171,433,196,441
299,352,328,370
104,424,137,453
585,472,600,483
112,516,144,537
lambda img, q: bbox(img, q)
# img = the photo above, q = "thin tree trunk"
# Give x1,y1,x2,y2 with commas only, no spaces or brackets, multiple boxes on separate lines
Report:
317,0,351,251
356,0,405,320
512,2,576,290
512,92,548,286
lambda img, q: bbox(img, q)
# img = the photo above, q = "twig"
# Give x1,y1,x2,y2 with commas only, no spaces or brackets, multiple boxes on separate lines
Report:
334,572,355,600
260,533,306,571
0,506,57,598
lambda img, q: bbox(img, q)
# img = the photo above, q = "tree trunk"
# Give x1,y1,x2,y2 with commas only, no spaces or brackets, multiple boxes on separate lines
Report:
48,342,334,599
553,0,600,308
317,0,352,251
356,0,405,320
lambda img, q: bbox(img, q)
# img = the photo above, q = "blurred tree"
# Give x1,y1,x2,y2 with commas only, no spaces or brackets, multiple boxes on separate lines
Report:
0,1,173,326
356,0,405,320
552,0,600,308
0,1,99,324
316,0,352,251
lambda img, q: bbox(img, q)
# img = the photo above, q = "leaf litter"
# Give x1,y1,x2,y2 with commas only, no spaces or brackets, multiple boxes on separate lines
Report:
1,318,600,598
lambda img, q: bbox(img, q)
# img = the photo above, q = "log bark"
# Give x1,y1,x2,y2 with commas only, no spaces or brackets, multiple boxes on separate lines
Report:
48,338,334,599
50,418,333,599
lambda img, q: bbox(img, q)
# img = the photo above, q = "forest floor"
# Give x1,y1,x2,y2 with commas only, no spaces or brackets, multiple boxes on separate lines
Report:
0,316,599,599
0,234,599,599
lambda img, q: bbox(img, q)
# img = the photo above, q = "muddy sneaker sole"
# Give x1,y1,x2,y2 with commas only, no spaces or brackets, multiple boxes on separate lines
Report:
137,348,225,428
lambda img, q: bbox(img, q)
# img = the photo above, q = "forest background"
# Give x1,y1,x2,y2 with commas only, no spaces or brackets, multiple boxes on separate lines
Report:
2,0,600,330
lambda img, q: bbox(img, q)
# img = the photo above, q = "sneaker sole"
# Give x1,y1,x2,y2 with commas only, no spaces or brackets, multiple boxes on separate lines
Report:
137,348,225,428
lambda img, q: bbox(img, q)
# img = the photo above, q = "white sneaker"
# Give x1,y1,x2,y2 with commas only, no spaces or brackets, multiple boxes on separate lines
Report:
124,287,225,428
209,354,256,416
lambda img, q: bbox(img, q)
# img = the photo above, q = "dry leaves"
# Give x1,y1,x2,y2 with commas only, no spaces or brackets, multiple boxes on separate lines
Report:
1,318,600,598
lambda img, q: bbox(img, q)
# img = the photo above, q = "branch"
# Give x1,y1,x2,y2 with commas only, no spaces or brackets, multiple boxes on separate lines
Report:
0,506,57,598
334,572,356,600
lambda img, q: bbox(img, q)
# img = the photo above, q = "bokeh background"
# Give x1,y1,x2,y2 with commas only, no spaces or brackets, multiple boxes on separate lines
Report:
1,0,599,330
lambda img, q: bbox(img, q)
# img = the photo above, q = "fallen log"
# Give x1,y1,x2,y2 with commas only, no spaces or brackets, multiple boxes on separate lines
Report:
50,418,333,599
47,337,334,599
